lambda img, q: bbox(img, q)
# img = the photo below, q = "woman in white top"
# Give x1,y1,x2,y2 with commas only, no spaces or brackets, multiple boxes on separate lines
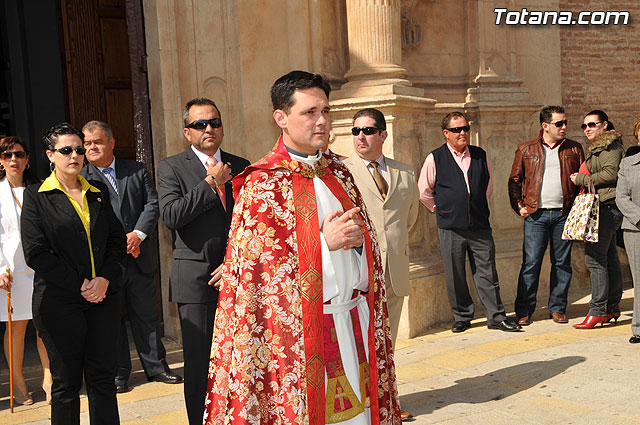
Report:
0,136,52,405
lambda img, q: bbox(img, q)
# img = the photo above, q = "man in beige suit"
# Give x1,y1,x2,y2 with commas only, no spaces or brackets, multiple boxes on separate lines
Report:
344,108,419,422
344,108,419,346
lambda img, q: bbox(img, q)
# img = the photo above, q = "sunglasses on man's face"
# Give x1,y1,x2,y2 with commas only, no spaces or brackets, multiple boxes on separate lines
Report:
1,151,27,160
53,146,86,156
351,126,381,136
186,118,222,130
548,120,568,128
581,121,601,130
446,125,470,133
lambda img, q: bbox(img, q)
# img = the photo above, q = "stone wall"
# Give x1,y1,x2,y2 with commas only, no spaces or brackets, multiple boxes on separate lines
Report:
560,0,640,145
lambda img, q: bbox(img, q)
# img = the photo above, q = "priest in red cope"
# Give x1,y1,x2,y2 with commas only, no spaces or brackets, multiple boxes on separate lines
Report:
203,70,401,425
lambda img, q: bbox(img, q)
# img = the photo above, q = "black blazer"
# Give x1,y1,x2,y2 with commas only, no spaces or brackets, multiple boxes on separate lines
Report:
21,179,126,313
81,160,159,274
157,147,250,303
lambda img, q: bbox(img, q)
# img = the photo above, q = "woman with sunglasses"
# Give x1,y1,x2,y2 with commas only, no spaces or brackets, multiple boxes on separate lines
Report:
21,123,126,424
617,117,640,343
570,110,624,329
0,136,52,405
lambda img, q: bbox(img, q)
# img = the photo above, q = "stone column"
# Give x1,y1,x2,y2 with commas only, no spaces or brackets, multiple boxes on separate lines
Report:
331,0,439,339
342,0,410,89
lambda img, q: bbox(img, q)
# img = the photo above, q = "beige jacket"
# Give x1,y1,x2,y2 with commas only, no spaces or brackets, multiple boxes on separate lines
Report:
344,155,419,297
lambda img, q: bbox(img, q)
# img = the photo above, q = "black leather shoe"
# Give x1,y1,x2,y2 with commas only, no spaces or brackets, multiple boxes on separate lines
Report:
630,335,640,344
488,320,522,332
148,371,183,384
115,376,130,393
451,321,471,333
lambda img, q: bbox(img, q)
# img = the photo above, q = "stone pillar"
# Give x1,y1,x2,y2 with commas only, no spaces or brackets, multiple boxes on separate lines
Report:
342,0,409,89
331,0,440,339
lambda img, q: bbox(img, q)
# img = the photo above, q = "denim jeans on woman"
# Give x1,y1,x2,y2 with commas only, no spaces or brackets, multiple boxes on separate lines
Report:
514,208,573,318
585,203,623,316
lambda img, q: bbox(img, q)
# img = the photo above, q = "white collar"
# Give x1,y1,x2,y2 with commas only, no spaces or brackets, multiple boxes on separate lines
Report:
191,145,222,168
95,157,116,173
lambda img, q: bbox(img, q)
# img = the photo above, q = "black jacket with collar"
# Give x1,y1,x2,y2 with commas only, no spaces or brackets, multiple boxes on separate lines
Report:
21,178,126,313
157,147,250,303
81,160,159,274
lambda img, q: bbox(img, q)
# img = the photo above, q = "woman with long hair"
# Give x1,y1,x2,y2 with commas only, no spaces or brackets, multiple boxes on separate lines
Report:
21,123,126,424
570,110,624,329
0,136,52,404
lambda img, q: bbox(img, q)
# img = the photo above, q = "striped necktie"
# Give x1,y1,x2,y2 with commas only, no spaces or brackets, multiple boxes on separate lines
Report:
102,167,118,195
206,157,227,211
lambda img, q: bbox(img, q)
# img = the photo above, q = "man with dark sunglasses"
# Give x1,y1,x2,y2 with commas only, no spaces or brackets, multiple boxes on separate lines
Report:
80,120,182,394
508,105,584,326
156,98,250,425
344,108,418,421
418,111,520,333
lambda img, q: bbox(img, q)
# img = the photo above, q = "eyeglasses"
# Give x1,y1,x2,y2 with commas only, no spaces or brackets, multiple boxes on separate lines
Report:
548,120,568,128
1,151,27,160
581,121,601,130
351,126,381,136
446,125,470,133
186,118,222,130
53,146,86,155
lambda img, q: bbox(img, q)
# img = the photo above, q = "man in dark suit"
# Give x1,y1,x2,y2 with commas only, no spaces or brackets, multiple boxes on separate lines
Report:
81,121,182,393
157,98,250,425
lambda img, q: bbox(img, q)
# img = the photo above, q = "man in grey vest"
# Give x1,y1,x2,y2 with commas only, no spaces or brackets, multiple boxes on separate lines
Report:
418,112,520,333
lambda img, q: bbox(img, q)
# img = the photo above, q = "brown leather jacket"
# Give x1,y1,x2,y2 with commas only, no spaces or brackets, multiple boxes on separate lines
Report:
508,136,585,216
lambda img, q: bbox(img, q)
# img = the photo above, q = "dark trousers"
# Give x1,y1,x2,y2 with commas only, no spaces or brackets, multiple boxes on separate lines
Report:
117,260,167,379
585,204,623,316
515,209,573,317
178,301,217,425
34,292,122,425
438,227,507,324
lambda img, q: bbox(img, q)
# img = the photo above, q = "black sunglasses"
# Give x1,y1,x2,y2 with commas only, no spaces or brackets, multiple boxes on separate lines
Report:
1,150,27,160
53,146,86,156
186,118,222,130
548,120,568,128
581,121,601,130
446,125,470,133
351,126,381,136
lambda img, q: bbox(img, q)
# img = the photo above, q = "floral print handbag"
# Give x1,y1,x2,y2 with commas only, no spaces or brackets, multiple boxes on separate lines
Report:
562,179,599,243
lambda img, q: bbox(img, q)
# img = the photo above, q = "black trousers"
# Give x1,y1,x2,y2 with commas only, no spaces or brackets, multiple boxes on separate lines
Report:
177,301,217,425
117,260,168,379
35,292,122,425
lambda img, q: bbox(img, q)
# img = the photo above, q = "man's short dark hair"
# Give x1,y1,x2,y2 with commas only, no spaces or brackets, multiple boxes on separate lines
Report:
353,108,386,131
270,71,331,112
183,98,221,126
42,122,84,151
441,111,468,130
540,106,565,124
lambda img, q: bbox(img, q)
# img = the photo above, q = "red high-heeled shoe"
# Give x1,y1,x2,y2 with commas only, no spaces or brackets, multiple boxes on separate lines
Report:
605,312,621,325
573,315,607,329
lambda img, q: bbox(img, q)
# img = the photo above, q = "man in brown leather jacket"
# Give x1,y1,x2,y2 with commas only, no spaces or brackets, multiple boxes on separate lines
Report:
508,105,584,325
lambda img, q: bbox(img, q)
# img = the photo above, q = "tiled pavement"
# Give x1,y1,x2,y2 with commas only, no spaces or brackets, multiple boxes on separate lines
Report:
2,287,638,424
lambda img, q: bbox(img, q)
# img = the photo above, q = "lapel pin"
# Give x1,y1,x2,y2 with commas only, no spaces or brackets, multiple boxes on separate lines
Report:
97,197,102,203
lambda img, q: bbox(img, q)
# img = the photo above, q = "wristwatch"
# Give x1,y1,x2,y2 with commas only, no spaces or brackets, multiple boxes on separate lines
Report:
207,174,218,189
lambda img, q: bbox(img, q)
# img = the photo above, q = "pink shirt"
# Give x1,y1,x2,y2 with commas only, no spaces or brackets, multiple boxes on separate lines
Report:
418,143,493,212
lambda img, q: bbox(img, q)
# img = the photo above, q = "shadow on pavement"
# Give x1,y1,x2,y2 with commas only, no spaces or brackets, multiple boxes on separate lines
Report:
400,356,586,418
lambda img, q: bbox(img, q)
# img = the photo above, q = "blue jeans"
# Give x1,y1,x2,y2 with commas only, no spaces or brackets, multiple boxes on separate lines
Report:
585,203,623,316
514,208,573,317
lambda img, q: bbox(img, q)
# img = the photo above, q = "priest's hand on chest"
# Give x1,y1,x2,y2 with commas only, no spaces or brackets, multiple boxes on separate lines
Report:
321,207,365,251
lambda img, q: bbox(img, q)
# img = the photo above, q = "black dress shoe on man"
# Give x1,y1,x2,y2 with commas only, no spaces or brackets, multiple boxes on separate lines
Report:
451,321,471,333
630,335,640,344
148,371,183,384
115,376,130,393
488,320,522,332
